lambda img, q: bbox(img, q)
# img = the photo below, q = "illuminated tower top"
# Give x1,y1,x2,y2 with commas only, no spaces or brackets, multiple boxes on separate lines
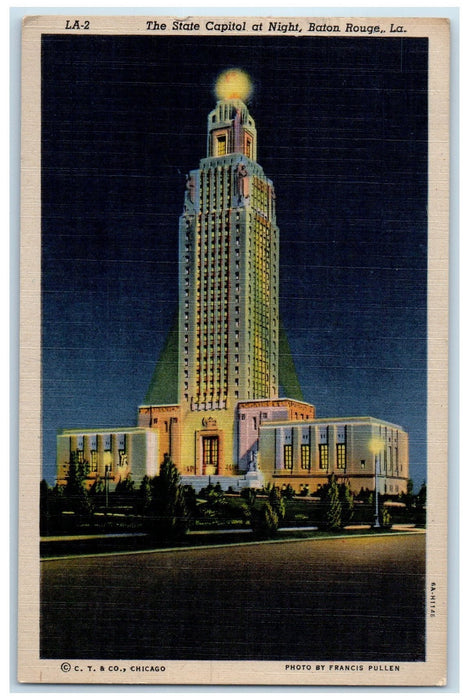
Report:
208,70,257,161
179,70,279,413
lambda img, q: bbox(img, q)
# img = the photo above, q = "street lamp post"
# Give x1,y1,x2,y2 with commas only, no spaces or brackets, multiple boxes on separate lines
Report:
369,437,384,529
105,465,111,512
374,453,380,528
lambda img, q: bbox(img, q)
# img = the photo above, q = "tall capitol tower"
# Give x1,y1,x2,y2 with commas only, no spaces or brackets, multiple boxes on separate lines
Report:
138,69,315,481
180,73,279,411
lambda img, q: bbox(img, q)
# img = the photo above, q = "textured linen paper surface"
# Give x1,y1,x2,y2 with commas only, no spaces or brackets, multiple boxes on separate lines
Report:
19,14,448,686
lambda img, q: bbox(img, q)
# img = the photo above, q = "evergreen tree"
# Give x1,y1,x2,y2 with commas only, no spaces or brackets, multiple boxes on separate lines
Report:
316,482,330,502
138,475,152,514
416,482,427,507
339,481,354,525
251,502,279,537
250,484,284,537
40,479,50,535
63,451,87,496
379,505,392,529
88,478,105,496
240,487,257,507
63,452,91,517
115,474,135,494
182,484,197,527
415,482,427,525
268,485,286,521
325,474,342,531
404,478,415,508
149,455,189,539
283,484,295,501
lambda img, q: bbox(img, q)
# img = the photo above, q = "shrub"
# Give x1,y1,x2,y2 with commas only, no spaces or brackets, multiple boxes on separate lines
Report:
240,487,257,506
282,484,296,500
115,475,135,494
147,455,189,539
250,502,279,537
379,506,392,530
268,485,286,521
325,474,342,531
339,481,354,525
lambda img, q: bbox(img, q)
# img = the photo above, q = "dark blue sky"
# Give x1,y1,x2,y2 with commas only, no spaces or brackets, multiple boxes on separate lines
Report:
42,35,427,487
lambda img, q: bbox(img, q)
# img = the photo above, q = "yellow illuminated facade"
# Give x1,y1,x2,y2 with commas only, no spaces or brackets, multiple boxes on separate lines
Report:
258,417,409,495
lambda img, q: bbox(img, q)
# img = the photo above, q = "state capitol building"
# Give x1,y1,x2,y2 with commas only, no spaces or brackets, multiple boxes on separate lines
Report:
57,70,409,496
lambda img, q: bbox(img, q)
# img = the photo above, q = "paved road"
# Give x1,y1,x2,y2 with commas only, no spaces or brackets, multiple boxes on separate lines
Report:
41,533,425,661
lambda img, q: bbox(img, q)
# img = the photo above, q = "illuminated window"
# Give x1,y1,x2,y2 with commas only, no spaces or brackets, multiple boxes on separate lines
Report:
337,443,346,470
284,444,293,470
301,444,310,470
90,451,97,468
319,444,329,470
203,436,218,467
216,135,227,156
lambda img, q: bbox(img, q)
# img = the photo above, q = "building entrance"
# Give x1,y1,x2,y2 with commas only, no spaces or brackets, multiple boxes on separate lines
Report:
202,436,219,475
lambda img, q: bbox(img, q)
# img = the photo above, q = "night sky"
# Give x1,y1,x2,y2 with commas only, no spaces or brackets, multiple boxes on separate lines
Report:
41,35,427,487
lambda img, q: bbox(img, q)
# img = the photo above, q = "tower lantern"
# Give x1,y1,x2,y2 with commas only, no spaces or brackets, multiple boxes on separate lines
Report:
207,99,257,161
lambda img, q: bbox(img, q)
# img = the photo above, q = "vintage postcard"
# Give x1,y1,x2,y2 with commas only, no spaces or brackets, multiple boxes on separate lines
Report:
18,14,449,685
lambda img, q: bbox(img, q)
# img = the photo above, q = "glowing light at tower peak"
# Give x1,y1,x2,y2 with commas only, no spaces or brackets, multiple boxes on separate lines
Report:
215,69,252,102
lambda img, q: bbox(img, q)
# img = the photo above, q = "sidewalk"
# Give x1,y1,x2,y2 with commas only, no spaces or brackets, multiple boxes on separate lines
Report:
41,522,423,543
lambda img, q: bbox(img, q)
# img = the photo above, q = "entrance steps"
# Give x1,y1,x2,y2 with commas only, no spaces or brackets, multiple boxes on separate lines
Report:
181,472,264,493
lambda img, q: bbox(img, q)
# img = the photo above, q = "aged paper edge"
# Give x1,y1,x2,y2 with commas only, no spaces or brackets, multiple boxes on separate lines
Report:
18,14,449,686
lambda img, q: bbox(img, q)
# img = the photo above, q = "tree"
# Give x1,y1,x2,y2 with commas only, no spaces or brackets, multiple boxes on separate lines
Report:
182,484,197,527
416,482,427,507
115,474,135,494
40,479,50,535
149,455,189,539
283,484,296,500
138,475,152,514
63,452,91,517
379,506,392,529
315,482,330,501
403,478,415,509
339,481,354,525
240,487,257,507
415,482,427,525
356,487,373,504
63,451,87,496
88,478,105,496
250,484,284,537
251,502,279,537
268,485,286,521
325,474,342,531
197,483,228,523
40,480,66,535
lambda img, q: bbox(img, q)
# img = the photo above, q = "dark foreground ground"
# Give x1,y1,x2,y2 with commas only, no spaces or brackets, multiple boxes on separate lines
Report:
41,533,425,661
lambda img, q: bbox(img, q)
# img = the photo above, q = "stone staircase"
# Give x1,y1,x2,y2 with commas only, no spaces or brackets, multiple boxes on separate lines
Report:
181,471,264,493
